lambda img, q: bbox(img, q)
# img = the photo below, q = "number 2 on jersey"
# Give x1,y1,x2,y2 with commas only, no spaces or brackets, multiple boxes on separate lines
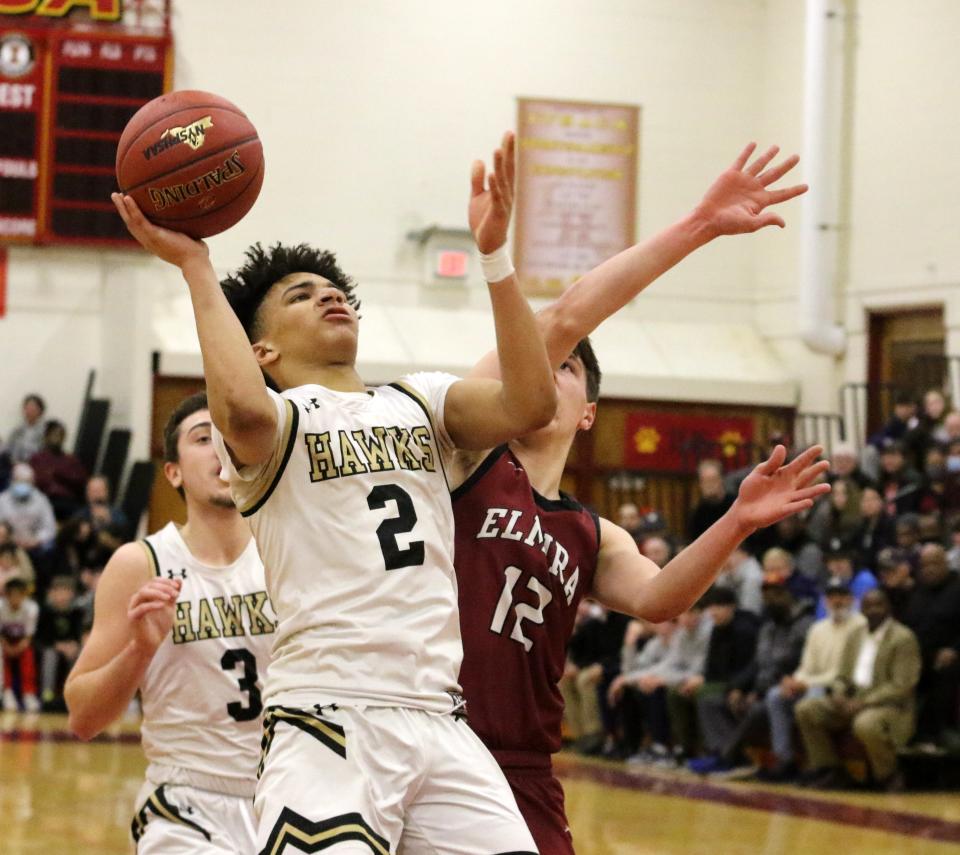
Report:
489,565,553,652
367,484,425,571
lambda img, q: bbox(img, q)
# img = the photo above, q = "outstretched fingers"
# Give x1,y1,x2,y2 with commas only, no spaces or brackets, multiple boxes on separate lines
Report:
731,142,757,171
745,145,780,177
783,444,824,475
470,160,486,198
764,183,809,206
757,153,800,187
502,130,516,189
790,483,832,503
794,459,831,489
757,444,788,475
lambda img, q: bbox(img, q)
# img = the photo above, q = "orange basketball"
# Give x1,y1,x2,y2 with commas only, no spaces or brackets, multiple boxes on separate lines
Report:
115,90,264,239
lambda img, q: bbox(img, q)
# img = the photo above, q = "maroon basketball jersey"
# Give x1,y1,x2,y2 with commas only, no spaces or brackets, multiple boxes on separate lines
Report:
453,445,600,756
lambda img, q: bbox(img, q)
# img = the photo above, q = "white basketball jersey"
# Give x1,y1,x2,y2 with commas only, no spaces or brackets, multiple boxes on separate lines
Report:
212,372,463,714
138,522,276,796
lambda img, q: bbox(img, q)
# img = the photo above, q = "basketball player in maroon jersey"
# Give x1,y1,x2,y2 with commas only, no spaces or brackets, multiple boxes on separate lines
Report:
454,140,828,853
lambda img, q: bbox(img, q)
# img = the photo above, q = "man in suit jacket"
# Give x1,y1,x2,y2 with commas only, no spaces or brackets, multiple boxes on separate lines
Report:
795,588,921,790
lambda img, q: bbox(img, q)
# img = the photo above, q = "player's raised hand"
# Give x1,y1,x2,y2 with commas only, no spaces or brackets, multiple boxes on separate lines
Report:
731,444,831,532
127,577,181,653
469,131,516,254
111,193,209,269
693,143,807,237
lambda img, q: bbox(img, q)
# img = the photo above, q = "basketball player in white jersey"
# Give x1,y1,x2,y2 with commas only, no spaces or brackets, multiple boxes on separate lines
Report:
65,393,276,854
111,134,549,854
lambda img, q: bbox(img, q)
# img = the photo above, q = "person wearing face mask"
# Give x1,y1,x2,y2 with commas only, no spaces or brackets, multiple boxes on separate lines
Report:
796,589,920,791
759,579,866,782
0,463,57,557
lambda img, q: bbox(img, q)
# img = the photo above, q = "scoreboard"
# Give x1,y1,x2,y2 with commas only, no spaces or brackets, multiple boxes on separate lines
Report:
0,1,171,246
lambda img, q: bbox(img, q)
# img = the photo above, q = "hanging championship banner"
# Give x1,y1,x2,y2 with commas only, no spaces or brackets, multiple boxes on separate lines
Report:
515,97,639,297
624,411,755,473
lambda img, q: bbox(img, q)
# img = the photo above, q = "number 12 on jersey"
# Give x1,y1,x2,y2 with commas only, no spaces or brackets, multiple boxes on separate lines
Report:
489,566,553,652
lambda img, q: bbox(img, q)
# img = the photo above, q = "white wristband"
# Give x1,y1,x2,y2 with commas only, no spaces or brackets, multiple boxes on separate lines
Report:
479,244,515,283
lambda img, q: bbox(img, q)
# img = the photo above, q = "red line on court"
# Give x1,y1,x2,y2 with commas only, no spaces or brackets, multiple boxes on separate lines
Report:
554,758,960,844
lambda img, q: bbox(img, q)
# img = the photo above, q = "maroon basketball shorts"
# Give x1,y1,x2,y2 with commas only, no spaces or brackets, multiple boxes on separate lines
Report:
496,751,574,855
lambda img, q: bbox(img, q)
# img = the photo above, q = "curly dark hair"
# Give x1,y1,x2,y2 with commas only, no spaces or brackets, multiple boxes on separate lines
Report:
573,337,602,403
220,242,359,341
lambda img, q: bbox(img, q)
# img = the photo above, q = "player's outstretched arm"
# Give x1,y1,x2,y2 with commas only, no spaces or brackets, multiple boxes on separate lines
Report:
470,143,807,379
444,132,557,450
592,445,830,622
111,194,277,467
64,543,180,740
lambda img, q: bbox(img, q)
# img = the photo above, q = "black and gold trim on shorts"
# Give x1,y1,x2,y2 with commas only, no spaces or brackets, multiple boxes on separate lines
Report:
259,808,390,855
388,380,451,491
130,784,211,844
239,398,300,517
258,706,347,778
139,539,161,577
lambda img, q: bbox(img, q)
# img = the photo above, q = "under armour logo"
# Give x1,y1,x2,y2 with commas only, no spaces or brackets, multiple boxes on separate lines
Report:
166,568,188,580
305,398,321,412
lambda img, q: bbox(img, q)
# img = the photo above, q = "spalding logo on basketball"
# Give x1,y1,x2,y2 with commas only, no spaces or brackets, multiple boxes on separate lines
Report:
115,90,265,239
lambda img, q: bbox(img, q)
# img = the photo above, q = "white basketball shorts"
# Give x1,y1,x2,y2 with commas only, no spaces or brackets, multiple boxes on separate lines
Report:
255,704,538,854
132,780,258,854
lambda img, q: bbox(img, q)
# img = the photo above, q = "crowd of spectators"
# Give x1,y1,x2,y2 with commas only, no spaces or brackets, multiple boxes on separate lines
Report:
0,394,126,713
562,390,960,791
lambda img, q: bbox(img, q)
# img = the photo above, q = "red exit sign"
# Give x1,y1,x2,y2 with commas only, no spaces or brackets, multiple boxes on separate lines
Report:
435,249,469,279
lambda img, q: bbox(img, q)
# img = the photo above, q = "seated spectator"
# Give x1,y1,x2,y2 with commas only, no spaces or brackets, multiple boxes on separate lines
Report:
0,463,57,556
691,574,814,774
687,459,734,541
876,548,916,622
69,474,128,556
902,543,960,744
679,588,759,768
808,477,862,554
868,392,916,451
715,545,764,616
616,603,711,766
560,600,628,754
640,535,673,569
36,576,83,711
73,565,102,639
917,512,944,545
933,410,960,449
760,579,866,781
28,421,88,521
904,389,947,472
878,440,923,517
893,512,923,571
946,517,960,573
608,619,675,758
615,501,668,546
767,516,824,583
6,394,46,464
853,486,896,571
1,577,40,712
827,443,874,490
0,527,35,591
796,589,921,791
762,547,819,606
814,551,878,620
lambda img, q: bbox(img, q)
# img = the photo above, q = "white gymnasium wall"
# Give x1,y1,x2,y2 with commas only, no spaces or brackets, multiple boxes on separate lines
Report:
755,0,960,415
5,0,830,450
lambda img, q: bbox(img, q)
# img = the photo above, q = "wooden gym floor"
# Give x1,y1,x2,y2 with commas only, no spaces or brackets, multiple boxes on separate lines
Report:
1,713,958,854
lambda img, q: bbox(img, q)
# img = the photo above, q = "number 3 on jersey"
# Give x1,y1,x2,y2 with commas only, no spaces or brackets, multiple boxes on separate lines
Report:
367,484,425,571
489,565,553,652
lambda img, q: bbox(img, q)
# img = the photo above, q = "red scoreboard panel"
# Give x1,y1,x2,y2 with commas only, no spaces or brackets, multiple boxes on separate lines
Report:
0,1,171,246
